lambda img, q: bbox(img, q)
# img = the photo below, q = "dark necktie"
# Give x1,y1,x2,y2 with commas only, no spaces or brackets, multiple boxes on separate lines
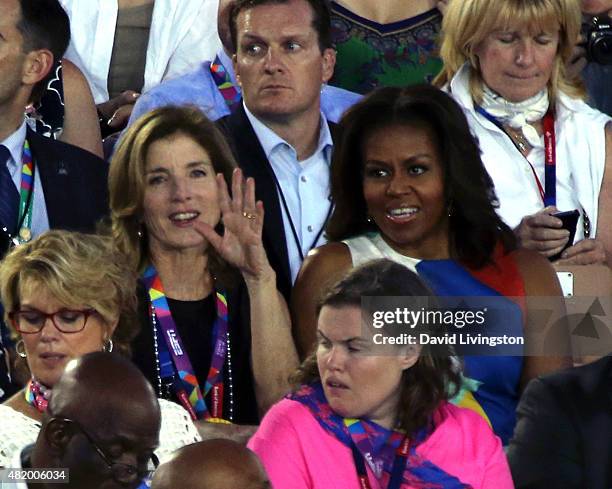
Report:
0,145,20,235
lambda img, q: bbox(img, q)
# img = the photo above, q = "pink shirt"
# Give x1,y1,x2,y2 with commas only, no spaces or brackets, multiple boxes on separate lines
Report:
248,399,513,489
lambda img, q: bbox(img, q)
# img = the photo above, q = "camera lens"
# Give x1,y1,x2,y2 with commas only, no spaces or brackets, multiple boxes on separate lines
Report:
591,34,612,64
584,16,612,65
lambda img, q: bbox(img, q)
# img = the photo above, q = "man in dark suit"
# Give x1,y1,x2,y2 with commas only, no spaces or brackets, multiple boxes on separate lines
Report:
0,0,108,401
217,0,337,300
0,0,108,240
507,355,612,489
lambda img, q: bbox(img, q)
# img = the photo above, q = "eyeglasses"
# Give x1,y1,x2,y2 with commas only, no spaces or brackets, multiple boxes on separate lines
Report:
50,416,159,485
8,308,98,334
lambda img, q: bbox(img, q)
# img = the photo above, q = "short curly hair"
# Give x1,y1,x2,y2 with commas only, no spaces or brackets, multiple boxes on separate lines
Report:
292,259,462,436
0,230,138,356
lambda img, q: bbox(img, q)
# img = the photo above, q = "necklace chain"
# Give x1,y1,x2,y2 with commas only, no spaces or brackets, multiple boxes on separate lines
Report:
505,125,531,153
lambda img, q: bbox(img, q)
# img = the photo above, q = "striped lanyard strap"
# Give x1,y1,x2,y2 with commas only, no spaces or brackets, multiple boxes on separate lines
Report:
143,264,229,422
476,106,556,206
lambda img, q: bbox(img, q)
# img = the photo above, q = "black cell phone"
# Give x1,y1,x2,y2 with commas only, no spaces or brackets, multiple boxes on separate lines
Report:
549,209,580,261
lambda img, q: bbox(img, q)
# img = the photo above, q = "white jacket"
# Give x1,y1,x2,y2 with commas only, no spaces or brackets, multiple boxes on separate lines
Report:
449,63,611,240
59,0,222,103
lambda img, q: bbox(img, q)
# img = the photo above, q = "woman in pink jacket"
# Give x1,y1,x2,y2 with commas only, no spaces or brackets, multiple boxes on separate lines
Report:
249,259,513,489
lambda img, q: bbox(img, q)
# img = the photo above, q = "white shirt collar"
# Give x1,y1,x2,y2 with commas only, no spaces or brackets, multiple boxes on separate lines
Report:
0,120,27,167
448,62,476,111
243,102,333,163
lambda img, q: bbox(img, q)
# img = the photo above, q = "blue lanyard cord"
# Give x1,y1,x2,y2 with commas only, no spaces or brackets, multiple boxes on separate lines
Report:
475,106,556,207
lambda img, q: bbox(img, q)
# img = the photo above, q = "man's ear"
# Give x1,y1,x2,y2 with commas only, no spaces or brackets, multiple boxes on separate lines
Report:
233,53,242,87
44,418,74,453
21,49,54,86
321,48,336,84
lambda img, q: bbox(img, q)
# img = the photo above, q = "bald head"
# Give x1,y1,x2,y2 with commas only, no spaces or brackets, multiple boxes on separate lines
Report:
152,439,270,489
50,351,160,428
33,352,161,489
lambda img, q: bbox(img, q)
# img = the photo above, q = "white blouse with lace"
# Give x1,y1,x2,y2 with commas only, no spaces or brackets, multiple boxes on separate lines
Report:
0,398,201,467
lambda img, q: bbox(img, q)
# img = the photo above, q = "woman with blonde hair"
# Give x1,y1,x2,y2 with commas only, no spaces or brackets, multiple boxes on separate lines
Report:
109,106,297,432
435,0,612,265
0,230,200,467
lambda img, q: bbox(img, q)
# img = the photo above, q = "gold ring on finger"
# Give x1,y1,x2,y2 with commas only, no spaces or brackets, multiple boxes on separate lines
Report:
242,211,256,220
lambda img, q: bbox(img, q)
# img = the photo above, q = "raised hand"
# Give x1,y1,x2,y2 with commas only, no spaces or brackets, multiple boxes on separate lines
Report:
194,168,273,281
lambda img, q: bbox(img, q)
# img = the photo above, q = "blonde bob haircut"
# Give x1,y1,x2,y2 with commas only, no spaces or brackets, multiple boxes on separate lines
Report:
433,0,585,103
108,106,237,283
0,230,138,356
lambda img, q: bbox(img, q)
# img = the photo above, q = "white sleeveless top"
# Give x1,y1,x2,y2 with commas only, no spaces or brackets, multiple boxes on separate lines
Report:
342,233,421,270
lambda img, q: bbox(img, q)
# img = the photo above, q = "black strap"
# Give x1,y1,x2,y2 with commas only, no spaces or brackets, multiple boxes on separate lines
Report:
267,164,332,261
350,441,409,489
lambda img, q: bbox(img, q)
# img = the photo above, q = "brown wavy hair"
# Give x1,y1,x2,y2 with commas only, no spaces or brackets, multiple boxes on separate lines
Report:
291,259,461,436
108,106,238,287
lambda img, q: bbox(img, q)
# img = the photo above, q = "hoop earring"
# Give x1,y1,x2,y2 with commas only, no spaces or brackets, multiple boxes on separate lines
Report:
103,338,114,353
16,340,27,358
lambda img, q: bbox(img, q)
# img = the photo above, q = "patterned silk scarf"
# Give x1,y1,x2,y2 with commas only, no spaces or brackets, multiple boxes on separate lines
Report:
480,84,549,148
289,383,472,489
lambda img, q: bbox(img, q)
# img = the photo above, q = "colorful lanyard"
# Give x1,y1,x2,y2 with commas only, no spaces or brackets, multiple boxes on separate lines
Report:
210,55,241,112
25,378,50,413
350,430,410,489
476,106,556,207
143,265,229,422
15,140,35,243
